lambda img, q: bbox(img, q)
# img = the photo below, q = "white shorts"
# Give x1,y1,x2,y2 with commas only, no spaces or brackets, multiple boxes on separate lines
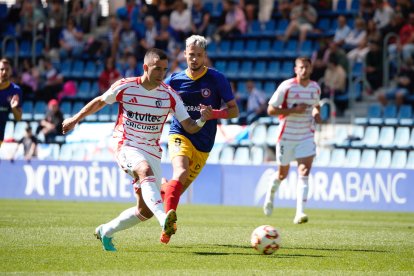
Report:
115,146,162,189
276,139,316,166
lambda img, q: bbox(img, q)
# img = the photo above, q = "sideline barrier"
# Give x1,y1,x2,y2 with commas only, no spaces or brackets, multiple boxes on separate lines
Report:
0,160,412,212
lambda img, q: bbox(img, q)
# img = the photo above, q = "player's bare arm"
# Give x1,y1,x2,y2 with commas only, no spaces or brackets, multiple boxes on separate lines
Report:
268,103,309,116
313,105,322,124
10,94,22,121
180,105,213,134
62,95,107,134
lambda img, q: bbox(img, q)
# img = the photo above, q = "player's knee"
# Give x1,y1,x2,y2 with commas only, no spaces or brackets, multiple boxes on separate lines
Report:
138,206,154,219
174,168,189,183
135,162,153,179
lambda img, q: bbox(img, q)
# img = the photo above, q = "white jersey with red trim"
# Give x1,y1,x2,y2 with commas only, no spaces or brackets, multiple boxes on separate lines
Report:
268,78,321,144
101,77,190,159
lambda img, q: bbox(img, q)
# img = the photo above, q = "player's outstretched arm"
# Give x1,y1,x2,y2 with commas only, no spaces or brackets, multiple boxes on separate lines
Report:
180,105,213,134
62,95,107,134
210,100,239,120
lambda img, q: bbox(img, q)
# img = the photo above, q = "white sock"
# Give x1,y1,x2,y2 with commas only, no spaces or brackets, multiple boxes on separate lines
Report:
296,175,309,215
265,173,281,203
140,176,166,227
102,206,143,237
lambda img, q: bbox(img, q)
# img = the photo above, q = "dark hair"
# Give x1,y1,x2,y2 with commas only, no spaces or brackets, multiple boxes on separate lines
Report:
0,58,11,66
144,48,168,65
295,56,312,65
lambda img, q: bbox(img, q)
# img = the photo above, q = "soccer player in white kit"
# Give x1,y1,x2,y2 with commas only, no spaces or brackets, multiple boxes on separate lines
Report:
263,57,322,224
62,48,212,251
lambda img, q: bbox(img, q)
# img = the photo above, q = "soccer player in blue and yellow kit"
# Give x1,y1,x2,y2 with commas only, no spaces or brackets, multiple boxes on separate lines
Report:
0,58,22,147
162,35,239,239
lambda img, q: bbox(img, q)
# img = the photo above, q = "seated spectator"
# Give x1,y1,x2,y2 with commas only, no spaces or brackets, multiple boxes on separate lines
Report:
359,0,375,23
373,0,394,33
155,15,176,55
48,0,65,49
36,58,64,102
214,0,247,41
377,59,414,107
322,55,347,97
136,15,158,58
59,17,85,58
36,99,64,143
123,54,141,78
240,0,259,24
99,57,121,93
169,0,192,45
230,81,246,113
276,0,290,20
13,125,38,161
19,0,45,40
388,12,414,62
343,17,367,51
365,40,383,92
347,20,381,64
245,80,267,124
19,59,40,100
113,16,139,59
191,0,213,37
333,15,351,47
280,0,317,47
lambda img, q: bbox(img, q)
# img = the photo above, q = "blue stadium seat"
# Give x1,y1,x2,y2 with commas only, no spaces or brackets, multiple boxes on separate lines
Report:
77,81,92,99
225,60,239,79
313,148,331,167
299,40,313,57
60,59,73,78
60,101,72,118
405,151,414,169
246,20,262,37
238,61,253,79
203,1,214,13
398,105,413,125
206,41,217,58
263,82,276,96
19,39,32,59
263,19,276,36
97,105,111,121
359,149,376,168
3,39,17,58
316,18,331,33
71,60,84,79
230,39,244,57
216,40,231,58
83,61,97,79
21,101,34,121
251,61,266,79
233,146,250,165
214,60,227,72
275,19,288,36
355,104,382,125
250,146,264,165
383,104,398,125
265,61,280,79
271,40,284,58
390,150,407,169
344,148,361,168
378,126,395,149
284,40,298,58
330,148,346,167
34,39,44,57
244,39,258,57
352,125,380,149
279,61,294,79
219,145,235,164
33,101,47,120
256,40,271,57
375,150,391,168
394,127,410,149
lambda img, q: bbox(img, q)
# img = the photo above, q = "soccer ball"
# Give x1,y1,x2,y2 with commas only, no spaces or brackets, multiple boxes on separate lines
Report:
250,225,281,255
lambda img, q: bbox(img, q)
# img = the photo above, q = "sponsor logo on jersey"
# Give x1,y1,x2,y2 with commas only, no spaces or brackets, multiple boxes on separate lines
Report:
129,97,138,103
126,111,162,122
125,120,160,131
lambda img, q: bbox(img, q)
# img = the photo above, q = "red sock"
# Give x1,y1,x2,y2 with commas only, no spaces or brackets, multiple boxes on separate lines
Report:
164,180,183,212
160,183,167,202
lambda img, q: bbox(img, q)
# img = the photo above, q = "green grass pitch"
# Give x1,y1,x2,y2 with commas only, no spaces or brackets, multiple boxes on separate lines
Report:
0,199,413,275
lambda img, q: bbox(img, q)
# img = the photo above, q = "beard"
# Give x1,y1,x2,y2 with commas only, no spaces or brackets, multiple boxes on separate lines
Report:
190,63,203,72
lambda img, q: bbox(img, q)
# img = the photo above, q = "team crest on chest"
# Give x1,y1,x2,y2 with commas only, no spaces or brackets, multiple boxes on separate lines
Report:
155,100,162,108
201,88,211,98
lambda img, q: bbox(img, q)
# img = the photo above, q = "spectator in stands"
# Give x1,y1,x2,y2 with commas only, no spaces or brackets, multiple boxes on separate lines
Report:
191,0,212,38
18,0,45,40
343,17,367,51
36,99,64,143
214,0,247,41
48,0,65,49
347,20,381,64
169,0,192,45
98,57,121,93
333,15,351,47
155,15,176,55
113,16,139,59
123,54,141,78
36,58,63,102
230,81,246,114
19,59,39,100
59,17,85,58
0,58,22,148
136,15,158,58
377,59,414,107
388,12,414,62
280,0,318,47
322,55,347,113
277,0,291,20
365,39,383,92
246,80,268,124
381,12,405,43
12,125,38,161
240,0,259,23
79,0,101,34
358,0,375,22
373,0,394,33
395,0,414,19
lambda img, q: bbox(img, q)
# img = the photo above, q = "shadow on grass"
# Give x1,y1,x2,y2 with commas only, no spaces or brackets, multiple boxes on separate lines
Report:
193,251,326,258
284,246,388,253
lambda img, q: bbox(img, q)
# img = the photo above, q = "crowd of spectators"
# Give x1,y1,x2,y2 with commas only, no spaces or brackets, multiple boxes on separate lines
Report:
1,0,414,140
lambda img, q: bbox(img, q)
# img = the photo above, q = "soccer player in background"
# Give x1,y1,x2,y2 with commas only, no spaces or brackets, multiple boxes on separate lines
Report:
0,58,22,148
161,35,239,236
263,57,322,224
62,48,212,251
